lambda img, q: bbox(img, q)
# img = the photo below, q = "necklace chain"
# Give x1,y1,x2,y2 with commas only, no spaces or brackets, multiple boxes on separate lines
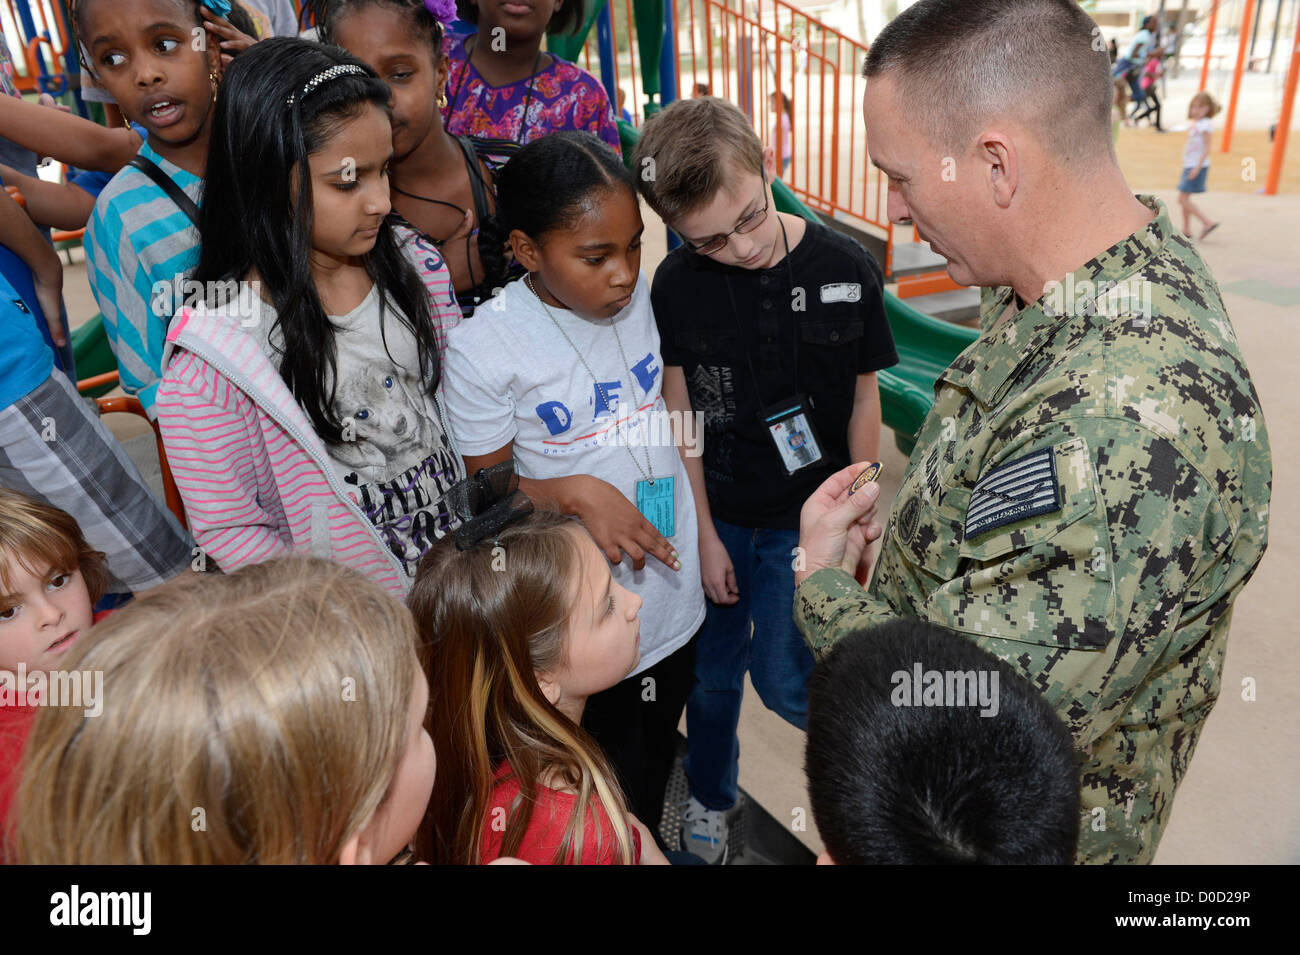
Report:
526,274,655,484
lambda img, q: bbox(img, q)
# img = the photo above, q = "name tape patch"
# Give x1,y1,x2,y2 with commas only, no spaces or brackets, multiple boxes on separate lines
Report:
964,447,1062,540
819,282,861,304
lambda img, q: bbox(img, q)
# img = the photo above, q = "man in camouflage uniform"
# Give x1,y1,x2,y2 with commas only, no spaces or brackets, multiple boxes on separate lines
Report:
793,0,1271,864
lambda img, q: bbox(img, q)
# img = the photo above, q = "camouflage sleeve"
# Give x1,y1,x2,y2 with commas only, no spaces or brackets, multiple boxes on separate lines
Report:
793,567,895,658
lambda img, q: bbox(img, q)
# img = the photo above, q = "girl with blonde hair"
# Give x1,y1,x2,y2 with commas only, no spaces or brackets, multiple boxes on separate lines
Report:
1177,90,1222,240
9,557,435,864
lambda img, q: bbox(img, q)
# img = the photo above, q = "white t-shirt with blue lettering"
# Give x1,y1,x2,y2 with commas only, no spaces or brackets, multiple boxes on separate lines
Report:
442,272,704,674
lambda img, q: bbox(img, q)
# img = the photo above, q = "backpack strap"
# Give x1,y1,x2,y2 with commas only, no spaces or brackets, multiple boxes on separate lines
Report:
127,154,200,227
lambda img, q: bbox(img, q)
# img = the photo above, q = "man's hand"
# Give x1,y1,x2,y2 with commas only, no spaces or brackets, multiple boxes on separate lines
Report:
699,527,738,605
795,462,885,589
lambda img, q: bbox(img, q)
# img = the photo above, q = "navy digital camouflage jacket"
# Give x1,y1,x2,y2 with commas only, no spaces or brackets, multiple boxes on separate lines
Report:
795,197,1272,864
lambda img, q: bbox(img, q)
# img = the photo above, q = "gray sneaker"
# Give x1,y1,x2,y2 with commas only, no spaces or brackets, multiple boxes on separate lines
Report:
679,796,730,864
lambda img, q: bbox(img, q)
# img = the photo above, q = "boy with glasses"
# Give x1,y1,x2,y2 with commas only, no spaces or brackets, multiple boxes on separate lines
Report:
634,97,897,863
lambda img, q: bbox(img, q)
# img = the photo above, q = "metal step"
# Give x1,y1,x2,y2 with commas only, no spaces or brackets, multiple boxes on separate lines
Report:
900,286,982,325
658,734,816,865
890,241,948,280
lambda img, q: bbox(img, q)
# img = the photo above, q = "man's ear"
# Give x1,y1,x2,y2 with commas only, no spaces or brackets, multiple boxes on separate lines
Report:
980,131,1017,210
536,671,562,707
760,145,778,184
816,850,836,866
510,228,543,273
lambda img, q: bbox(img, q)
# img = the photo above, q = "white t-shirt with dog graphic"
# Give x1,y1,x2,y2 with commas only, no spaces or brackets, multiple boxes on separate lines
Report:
253,285,462,577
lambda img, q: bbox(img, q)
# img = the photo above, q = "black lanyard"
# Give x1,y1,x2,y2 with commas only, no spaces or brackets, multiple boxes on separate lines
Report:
722,215,797,409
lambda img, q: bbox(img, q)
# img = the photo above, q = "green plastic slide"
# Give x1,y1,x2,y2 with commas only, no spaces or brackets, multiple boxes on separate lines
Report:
618,118,978,457
70,313,118,397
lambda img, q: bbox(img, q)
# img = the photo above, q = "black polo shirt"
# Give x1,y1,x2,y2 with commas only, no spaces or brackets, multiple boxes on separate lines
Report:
653,220,898,529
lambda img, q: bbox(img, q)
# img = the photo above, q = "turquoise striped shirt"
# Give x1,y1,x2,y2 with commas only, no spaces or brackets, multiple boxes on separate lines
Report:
84,140,201,417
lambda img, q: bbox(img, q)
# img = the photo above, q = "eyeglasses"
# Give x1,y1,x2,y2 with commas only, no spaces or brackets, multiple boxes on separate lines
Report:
683,185,770,255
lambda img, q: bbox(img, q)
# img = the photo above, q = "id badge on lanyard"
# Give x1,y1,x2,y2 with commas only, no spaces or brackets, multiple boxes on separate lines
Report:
758,394,825,475
636,476,675,538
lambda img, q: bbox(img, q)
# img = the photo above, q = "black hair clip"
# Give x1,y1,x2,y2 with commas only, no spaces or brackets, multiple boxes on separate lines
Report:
450,462,535,551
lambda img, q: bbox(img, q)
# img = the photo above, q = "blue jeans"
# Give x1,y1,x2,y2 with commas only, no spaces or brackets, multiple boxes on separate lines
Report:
683,519,814,811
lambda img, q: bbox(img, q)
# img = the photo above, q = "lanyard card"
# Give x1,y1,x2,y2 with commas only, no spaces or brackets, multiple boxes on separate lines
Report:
636,476,675,539
759,395,825,475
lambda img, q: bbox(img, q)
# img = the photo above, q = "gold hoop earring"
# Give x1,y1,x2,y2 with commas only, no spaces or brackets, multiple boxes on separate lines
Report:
437,91,448,110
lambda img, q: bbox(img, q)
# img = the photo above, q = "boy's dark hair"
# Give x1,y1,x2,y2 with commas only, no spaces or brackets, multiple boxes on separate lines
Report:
305,0,446,54
478,130,635,280
632,96,765,226
453,0,584,37
71,0,259,73
195,37,442,445
805,617,1081,865
861,0,1113,162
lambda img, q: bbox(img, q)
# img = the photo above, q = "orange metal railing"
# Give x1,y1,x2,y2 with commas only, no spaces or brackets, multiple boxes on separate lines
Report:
565,0,907,272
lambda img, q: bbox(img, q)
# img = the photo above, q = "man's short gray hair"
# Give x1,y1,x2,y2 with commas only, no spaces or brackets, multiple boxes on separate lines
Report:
863,0,1114,164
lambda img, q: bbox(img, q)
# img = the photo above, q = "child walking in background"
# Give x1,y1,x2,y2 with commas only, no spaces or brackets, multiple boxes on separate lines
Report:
769,90,793,175
441,132,705,836
9,558,436,864
156,39,465,595
1112,76,1129,140
443,0,620,163
0,489,111,844
412,495,667,865
1178,91,1221,241
1131,46,1165,132
72,0,256,415
310,0,520,315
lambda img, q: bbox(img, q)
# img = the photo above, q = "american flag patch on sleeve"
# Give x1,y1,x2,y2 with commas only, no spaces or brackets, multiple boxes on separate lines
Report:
964,447,1062,541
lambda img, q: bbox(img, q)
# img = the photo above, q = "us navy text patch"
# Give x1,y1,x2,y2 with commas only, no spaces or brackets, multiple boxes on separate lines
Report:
819,283,861,303
964,448,1061,540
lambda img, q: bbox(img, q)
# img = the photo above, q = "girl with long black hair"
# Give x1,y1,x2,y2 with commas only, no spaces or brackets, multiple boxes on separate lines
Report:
155,37,465,596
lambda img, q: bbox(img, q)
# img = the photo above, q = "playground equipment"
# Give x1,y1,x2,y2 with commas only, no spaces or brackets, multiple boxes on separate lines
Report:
70,312,115,395
75,369,187,526
1194,0,1298,193
1,0,85,114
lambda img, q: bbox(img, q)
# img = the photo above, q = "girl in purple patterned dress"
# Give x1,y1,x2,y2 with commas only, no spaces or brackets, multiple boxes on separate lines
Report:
443,0,620,159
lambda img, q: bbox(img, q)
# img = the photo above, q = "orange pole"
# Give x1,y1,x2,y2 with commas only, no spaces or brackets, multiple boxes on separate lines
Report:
1264,11,1299,194
1222,0,1255,152
829,34,840,206
1200,0,1221,91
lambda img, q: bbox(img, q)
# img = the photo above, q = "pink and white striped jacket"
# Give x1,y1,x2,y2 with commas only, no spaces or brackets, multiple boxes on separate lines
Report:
155,231,462,598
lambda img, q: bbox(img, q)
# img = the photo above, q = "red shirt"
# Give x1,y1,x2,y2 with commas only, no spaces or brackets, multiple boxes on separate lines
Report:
0,704,36,842
479,759,640,865
0,608,114,850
